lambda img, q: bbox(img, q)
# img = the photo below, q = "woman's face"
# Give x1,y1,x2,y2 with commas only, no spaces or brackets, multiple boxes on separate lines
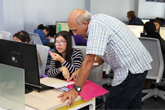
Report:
55,35,67,54
154,22,160,32
13,36,22,42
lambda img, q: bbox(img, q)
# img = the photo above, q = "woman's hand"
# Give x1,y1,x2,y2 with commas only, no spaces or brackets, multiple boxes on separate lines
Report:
60,66,70,82
50,52,65,63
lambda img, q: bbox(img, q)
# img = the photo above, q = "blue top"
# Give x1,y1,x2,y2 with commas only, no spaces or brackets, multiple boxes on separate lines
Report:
72,34,87,46
87,14,152,86
128,17,144,25
33,29,50,45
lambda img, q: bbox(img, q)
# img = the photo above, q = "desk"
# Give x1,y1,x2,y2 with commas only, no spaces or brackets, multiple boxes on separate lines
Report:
25,77,95,110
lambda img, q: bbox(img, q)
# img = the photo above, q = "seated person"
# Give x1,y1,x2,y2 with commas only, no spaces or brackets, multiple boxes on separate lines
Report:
33,24,50,45
13,30,43,74
47,31,84,81
143,22,165,78
153,19,161,32
155,17,165,26
69,30,87,46
127,11,144,25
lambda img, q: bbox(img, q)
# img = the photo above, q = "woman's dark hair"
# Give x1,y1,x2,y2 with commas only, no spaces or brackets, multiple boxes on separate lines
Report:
54,31,73,68
13,30,30,43
37,24,49,31
155,17,164,26
144,22,156,36
153,19,161,25
127,11,136,19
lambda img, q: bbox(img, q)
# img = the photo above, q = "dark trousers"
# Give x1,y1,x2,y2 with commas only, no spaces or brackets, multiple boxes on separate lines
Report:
105,70,148,110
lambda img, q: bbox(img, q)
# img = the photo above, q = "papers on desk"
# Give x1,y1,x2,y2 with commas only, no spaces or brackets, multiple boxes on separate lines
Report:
67,80,109,101
46,81,75,88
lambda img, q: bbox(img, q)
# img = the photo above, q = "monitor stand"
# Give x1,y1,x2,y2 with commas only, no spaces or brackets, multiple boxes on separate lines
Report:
25,85,33,94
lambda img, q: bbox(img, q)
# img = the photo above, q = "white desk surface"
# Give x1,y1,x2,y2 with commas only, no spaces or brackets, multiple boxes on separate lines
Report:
25,77,83,110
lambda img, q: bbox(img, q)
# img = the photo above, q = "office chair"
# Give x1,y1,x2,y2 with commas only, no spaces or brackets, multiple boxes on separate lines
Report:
0,31,12,40
102,64,113,86
36,44,50,74
71,36,76,46
139,37,165,102
28,32,43,45
73,46,106,108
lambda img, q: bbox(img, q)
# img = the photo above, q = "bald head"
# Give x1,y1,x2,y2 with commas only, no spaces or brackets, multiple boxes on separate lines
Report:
68,9,92,27
67,9,91,37
68,9,86,24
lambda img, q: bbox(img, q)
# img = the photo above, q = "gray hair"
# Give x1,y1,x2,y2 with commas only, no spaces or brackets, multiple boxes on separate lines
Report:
76,10,92,27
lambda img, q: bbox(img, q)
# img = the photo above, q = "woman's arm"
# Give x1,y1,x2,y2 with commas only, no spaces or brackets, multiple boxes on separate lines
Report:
47,59,61,77
62,49,83,74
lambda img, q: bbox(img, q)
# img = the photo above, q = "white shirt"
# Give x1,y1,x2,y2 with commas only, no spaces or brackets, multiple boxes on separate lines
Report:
86,14,152,86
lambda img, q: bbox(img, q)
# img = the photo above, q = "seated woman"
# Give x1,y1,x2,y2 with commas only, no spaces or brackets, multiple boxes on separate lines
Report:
143,22,165,78
153,19,161,33
13,30,43,74
34,24,50,45
47,31,84,81
127,11,144,25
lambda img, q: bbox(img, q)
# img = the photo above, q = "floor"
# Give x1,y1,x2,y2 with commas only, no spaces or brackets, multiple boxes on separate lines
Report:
80,84,165,110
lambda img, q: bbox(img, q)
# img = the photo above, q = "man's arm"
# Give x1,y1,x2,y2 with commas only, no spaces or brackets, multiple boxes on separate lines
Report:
58,54,95,106
69,55,104,81
92,55,104,69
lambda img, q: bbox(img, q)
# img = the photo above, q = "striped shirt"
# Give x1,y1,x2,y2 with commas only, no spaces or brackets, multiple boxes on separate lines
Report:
47,48,83,77
86,14,153,86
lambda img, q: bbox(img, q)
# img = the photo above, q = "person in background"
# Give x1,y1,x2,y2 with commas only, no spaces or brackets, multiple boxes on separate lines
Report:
143,22,165,78
58,9,152,109
69,30,87,46
47,31,84,81
34,24,50,45
153,19,161,32
127,11,144,25
13,30,42,74
155,17,165,26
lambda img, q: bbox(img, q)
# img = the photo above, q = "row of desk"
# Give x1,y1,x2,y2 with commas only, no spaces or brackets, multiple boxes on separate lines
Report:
25,77,95,110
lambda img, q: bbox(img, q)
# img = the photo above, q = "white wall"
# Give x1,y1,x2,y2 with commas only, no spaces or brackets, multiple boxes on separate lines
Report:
2,0,24,36
0,0,3,30
90,0,138,22
24,0,86,33
138,0,165,19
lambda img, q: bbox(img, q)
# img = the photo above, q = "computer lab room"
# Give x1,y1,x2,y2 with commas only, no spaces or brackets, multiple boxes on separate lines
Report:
0,0,165,110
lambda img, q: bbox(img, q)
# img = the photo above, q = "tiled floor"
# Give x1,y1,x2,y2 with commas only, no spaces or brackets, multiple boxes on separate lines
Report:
80,84,165,110
97,84,165,110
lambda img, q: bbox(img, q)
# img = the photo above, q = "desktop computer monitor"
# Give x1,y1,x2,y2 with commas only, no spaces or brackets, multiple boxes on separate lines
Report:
142,19,150,24
160,27,165,40
127,25,144,37
56,21,69,34
46,25,56,37
0,39,52,93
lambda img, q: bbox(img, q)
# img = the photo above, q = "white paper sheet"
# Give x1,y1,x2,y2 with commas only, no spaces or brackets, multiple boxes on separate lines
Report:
46,81,75,88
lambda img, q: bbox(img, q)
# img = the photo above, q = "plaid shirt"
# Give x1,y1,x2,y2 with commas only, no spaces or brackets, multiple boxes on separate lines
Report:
86,14,152,86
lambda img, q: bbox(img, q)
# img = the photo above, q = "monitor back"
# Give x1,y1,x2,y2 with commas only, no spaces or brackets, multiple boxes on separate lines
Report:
0,39,40,88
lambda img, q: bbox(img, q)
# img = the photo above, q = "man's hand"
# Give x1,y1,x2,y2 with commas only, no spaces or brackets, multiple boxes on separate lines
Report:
57,89,79,106
69,69,80,82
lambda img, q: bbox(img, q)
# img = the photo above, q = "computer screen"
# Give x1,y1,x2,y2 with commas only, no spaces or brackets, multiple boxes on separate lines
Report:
127,25,144,37
142,19,150,24
160,27,165,40
56,21,69,34
46,25,56,37
0,39,41,89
